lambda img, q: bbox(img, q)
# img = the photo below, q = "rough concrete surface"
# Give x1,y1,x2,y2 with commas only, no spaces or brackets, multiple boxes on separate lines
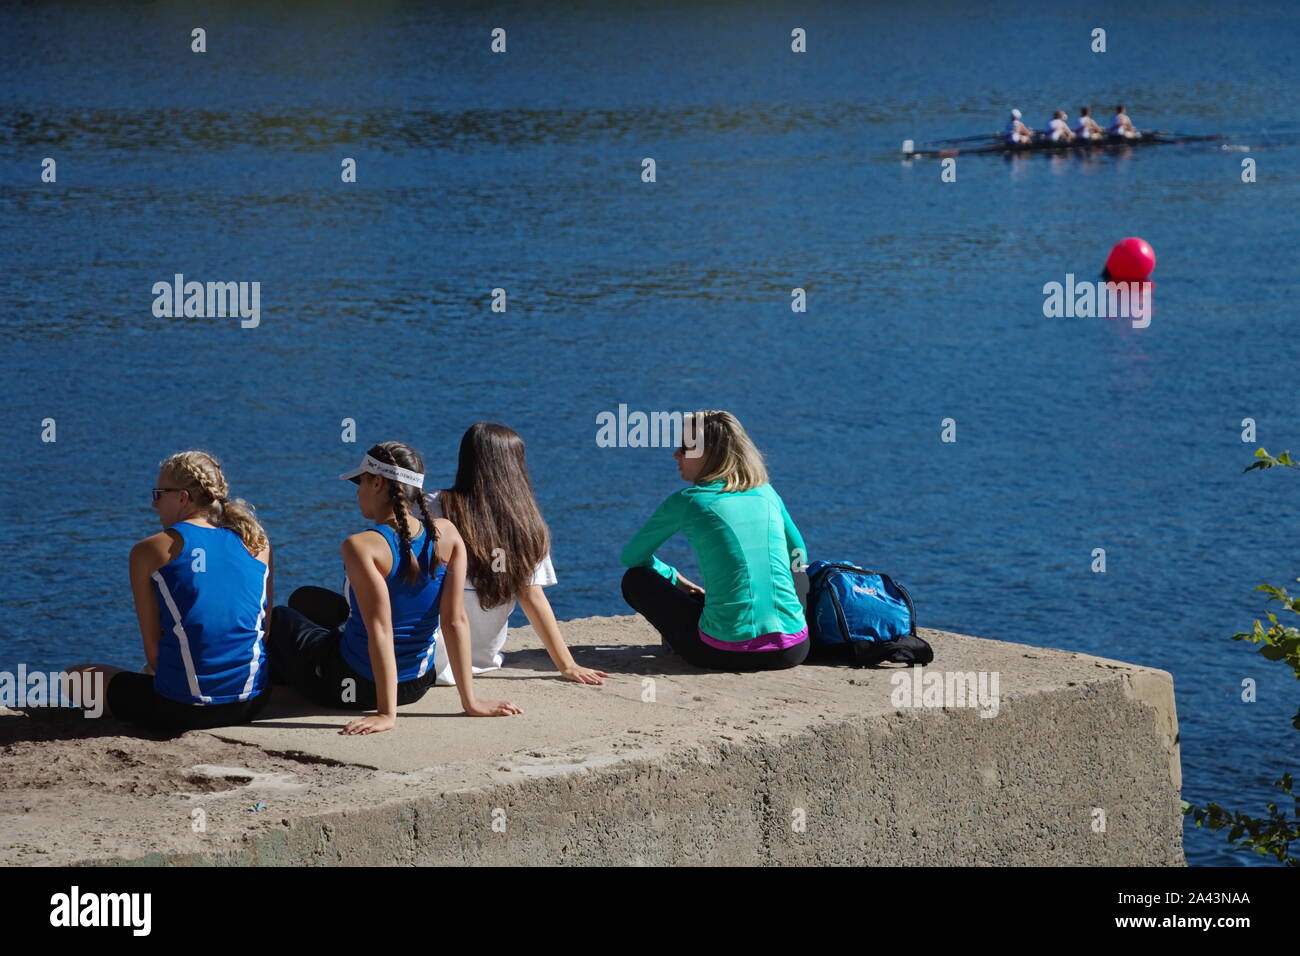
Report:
0,615,1184,866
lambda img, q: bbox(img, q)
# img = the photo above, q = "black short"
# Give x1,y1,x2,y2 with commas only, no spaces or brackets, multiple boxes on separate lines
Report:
106,671,271,731
267,586,438,710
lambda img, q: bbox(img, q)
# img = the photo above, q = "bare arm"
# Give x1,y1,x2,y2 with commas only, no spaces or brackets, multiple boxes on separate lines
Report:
129,532,178,673
341,533,399,734
437,519,522,717
516,585,607,685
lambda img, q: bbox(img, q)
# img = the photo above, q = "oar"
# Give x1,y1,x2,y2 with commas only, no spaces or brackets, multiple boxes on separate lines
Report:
929,132,1000,145
1144,130,1224,142
902,131,1000,155
901,141,968,156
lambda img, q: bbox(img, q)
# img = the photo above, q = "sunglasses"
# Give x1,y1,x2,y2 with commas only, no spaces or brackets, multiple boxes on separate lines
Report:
151,487,185,502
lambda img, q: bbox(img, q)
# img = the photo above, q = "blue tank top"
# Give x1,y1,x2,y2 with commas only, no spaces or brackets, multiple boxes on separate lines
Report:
152,523,270,705
339,523,445,682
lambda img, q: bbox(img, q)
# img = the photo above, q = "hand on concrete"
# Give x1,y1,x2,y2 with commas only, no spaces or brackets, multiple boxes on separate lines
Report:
341,713,396,735
560,664,609,685
465,698,523,717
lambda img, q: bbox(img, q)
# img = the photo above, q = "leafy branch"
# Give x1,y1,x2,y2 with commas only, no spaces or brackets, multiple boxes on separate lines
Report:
1180,446,1299,864
1183,774,1297,865
1243,447,1299,472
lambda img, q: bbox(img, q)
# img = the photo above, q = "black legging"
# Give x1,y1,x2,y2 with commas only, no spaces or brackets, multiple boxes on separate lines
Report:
620,567,809,671
268,586,437,709
106,671,271,731
289,585,350,628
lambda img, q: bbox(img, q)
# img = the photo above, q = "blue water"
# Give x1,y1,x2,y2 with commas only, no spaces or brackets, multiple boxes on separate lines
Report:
2,1,1298,866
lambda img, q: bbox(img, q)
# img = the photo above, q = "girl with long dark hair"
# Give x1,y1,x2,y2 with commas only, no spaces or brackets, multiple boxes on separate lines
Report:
428,423,606,686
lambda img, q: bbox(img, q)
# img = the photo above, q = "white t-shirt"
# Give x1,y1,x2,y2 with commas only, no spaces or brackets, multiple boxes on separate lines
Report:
1048,117,1069,141
424,494,557,686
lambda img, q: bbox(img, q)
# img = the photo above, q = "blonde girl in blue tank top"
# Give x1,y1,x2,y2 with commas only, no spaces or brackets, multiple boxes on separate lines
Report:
69,450,274,730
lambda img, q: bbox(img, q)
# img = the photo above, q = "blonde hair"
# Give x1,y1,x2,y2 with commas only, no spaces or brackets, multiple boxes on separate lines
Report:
685,410,769,492
159,450,269,555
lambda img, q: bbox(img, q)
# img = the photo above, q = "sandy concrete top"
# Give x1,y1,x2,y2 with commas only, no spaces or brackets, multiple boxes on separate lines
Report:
0,615,1177,865
206,614,1166,774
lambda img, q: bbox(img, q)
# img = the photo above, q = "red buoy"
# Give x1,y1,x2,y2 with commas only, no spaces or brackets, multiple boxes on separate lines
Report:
1105,237,1156,281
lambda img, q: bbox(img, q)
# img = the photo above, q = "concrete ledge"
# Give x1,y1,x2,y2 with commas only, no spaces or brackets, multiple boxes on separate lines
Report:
0,615,1184,865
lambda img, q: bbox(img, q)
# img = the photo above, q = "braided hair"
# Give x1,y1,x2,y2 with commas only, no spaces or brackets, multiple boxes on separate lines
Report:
159,450,268,555
367,441,440,584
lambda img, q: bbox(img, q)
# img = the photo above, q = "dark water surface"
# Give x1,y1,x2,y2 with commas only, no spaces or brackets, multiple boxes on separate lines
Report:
2,1,1298,866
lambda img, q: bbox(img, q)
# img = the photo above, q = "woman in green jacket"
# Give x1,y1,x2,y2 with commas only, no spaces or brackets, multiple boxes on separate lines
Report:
619,410,810,670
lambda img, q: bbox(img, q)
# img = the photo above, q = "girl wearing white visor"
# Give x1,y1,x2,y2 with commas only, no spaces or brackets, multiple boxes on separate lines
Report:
269,441,520,734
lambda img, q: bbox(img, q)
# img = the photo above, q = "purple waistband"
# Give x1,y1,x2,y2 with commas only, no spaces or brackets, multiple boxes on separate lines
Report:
698,626,809,652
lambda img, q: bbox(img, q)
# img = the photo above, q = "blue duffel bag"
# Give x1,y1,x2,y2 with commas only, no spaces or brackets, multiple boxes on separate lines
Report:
805,560,933,667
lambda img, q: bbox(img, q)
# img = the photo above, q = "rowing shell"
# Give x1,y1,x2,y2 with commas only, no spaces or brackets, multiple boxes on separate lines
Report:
901,130,1222,158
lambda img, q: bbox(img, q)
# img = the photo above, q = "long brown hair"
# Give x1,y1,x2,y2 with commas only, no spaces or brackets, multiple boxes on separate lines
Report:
366,441,440,585
436,423,549,609
159,451,268,555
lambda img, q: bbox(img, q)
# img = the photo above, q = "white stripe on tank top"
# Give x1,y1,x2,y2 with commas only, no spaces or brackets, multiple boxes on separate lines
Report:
151,570,212,704
238,564,270,701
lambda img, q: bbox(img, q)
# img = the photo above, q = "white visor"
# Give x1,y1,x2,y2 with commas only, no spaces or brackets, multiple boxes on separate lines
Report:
339,453,425,489
1011,109,1021,119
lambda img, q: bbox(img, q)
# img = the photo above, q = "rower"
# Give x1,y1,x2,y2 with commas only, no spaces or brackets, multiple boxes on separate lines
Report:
1005,108,1033,144
1109,104,1138,139
1075,106,1104,141
1045,110,1075,142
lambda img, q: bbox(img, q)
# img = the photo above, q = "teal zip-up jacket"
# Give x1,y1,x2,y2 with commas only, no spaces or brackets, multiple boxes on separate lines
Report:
620,480,808,643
